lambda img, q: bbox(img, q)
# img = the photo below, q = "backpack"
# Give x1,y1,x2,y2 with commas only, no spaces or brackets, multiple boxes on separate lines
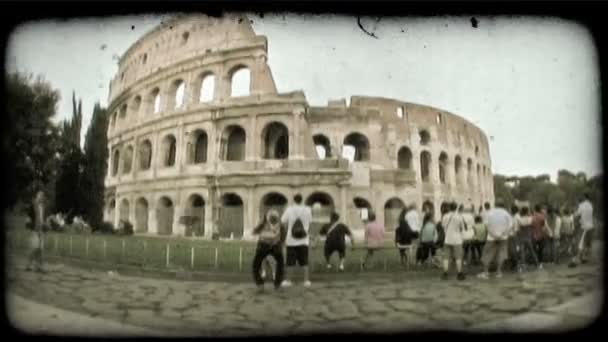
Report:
291,217,307,239
435,222,445,248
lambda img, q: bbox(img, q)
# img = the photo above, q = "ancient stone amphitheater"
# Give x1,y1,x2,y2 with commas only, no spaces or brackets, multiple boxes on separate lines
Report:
104,14,494,240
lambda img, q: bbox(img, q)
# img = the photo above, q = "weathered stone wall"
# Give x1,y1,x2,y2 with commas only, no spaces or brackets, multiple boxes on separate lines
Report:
104,14,494,239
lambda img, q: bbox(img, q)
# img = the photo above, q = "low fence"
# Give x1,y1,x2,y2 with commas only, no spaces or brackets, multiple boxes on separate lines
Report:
5,229,422,273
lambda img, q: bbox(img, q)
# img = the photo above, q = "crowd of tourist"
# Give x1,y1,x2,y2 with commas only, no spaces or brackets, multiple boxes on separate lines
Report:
252,192,598,291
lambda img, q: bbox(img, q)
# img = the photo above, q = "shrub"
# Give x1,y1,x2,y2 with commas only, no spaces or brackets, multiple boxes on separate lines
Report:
95,221,115,234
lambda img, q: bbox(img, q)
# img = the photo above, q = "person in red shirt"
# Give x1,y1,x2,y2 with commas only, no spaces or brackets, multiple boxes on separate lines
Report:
530,204,551,267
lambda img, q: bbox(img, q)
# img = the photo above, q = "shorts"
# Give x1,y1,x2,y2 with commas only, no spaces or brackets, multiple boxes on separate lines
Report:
580,228,595,249
482,240,508,265
325,244,345,259
443,244,463,261
397,244,411,257
286,245,309,267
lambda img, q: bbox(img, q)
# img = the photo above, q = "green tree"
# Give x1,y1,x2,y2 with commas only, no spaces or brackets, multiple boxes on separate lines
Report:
81,103,109,228
54,91,85,220
4,72,62,209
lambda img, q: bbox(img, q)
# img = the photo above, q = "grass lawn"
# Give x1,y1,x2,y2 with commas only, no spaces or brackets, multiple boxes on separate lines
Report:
6,229,415,273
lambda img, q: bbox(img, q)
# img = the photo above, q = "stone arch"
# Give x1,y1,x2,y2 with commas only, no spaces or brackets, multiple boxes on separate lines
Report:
384,197,405,230
135,197,149,233
187,129,208,164
156,196,174,235
455,155,463,184
439,152,448,184
148,87,161,114
198,72,215,103
112,148,120,176
353,196,373,221
306,192,335,224
313,134,331,159
219,193,244,238
420,150,431,182
130,96,142,118
107,198,116,224
119,198,130,222
343,132,370,161
260,192,288,219
110,112,117,129
171,79,186,109
122,145,134,174
419,129,431,145
221,125,246,161
184,194,205,237
230,65,251,97
161,134,177,167
397,146,412,170
138,139,152,170
261,121,289,159
118,103,128,121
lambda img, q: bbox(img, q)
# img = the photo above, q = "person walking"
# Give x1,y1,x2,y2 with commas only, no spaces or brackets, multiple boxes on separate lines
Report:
418,212,437,266
477,201,513,279
471,215,487,265
572,193,595,265
459,205,475,265
280,194,313,287
440,202,466,280
516,206,541,271
505,205,521,271
560,208,576,262
363,211,385,269
320,211,354,271
530,205,550,267
26,190,46,273
395,207,419,267
252,209,285,292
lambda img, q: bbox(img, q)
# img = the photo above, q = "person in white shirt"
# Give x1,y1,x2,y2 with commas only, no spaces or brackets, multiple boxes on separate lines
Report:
280,194,313,287
559,208,576,260
573,193,595,265
516,206,541,271
440,202,466,281
481,202,491,226
459,204,475,265
477,201,513,279
405,204,422,233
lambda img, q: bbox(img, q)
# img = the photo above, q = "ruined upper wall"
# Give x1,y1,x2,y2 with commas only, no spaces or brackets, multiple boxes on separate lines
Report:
108,13,276,103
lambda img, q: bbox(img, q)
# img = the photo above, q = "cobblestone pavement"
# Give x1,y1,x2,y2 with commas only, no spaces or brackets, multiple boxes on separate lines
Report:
6,256,602,336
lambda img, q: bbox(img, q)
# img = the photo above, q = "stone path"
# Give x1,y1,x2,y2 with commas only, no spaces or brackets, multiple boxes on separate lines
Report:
6,256,602,336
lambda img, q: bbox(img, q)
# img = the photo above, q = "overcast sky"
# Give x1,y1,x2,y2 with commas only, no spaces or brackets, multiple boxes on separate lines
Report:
6,14,602,179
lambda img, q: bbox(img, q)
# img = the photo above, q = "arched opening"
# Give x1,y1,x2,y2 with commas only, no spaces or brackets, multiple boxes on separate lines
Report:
185,194,205,237
475,145,479,156
222,125,246,161
112,148,120,176
119,103,128,120
397,146,412,170
436,113,443,124
138,140,152,171
455,155,463,184
110,112,117,129
467,158,473,185
199,73,215,102
439,152,448,184
131,96,142,117
191,130,208,164
419,129,431,145
396,106,404,119
119,199,130,222
156,196,174,235
260,192,288,219
173,80,186,109
420,151,431,182
262,122,289,159
149,88,161,114
122,145,134,174
384,197,405,230
343,132,370,161
306,192,335,231
313,134,331,159
135,198,149,233
219,193,244,238
353,197,372,221
161,135,177,167
230,67,251,97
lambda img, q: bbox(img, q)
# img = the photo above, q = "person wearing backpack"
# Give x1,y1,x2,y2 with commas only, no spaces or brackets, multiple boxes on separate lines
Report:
440,202,467,280
320,211,354,271
280,194,313,287
252,209,285,292
471,215,487,265
395,207,419,267
417,212,437,266
477,201,513,280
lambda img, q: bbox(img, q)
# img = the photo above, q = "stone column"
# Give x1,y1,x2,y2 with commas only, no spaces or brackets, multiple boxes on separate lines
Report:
340,185,349,228
245,188,255,240
132,137,139,180
149,194,158,235
246,115,257,161
152,132,160,178
176,124,185,171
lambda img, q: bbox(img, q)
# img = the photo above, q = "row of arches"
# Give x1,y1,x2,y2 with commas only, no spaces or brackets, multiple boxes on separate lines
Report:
107,192,441,238
110,121,290,176
110,66,252,130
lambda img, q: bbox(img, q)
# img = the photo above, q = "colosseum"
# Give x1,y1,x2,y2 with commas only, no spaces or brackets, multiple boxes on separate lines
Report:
103,14,495,240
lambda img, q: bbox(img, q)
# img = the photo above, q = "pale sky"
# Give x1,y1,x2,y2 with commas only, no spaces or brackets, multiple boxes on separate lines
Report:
6,14,602,179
